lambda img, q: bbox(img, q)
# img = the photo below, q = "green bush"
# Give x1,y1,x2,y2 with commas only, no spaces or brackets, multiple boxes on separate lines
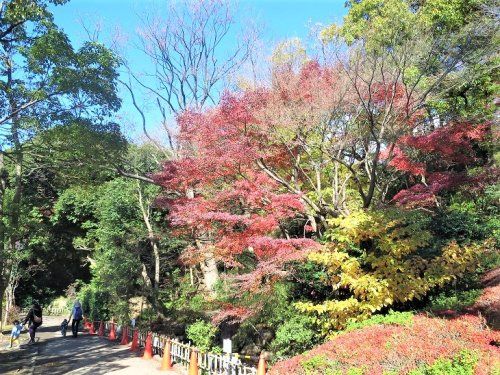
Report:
409,350,478,375
186,320,219,352
136,308,158,329
232,282,323,358
428,290,482,312
163,274,211,321
271,314,319,358
343,310,414,332
476,249,500,275
78,282,110,321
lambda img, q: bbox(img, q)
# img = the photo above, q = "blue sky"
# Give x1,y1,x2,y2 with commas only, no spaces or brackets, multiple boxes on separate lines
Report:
50,0,347,141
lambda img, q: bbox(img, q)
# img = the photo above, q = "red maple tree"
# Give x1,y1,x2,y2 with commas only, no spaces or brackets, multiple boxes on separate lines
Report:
388,122,490,208
154,91,318,297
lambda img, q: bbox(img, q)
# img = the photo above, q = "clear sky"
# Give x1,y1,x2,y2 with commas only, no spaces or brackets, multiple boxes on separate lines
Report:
49,0,347,141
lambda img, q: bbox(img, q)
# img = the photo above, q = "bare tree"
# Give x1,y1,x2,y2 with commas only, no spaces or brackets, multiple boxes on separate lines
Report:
122,0,255,152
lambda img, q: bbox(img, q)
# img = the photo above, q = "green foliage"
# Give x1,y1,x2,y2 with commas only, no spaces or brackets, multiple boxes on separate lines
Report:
300,355,366,375
333,0,489,48
476,249,500,274
136,308,158,329
230,282,323,357
271,314,318,358
433,190,500,245
0,0,123,324
343,310,414,332
289,260,337,304
163,278,206,313
162,274,211,327
33,121,127,185
428,290,482,312
186,320,219,352
59,178,154,322
78,282,110,321
52,186,96,224
300,355,338,375
339,0,415,47
409,350,479,375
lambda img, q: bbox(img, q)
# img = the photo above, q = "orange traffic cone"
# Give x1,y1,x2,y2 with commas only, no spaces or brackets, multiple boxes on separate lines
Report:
188,349,198,375
257,352,266,375
89,321,96,335
160,339,173,371
130,329,139,352
98,321,104,336
142,332,153,360
120,326,129,345
109,323,117,340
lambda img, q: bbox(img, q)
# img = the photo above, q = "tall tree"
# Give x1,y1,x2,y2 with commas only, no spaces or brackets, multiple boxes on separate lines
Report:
118,0,257,293
0,0,121,323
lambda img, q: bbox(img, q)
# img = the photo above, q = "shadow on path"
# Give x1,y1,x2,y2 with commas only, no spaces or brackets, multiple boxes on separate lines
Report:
0,316,185,375
33,334,137,374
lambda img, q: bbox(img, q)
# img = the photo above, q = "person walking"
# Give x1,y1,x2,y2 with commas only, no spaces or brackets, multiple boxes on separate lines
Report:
6,319,23,349
68,300,84,338
22,302,43,345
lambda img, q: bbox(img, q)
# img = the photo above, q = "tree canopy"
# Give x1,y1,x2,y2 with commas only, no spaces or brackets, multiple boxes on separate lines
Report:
2,1,499,373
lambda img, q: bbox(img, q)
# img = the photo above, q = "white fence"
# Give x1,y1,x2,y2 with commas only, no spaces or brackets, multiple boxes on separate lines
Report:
96,321,259,375
19,306,68,317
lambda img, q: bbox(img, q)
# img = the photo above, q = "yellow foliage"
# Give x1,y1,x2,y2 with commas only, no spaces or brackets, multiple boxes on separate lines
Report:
296,209,481,336
271,38,307,69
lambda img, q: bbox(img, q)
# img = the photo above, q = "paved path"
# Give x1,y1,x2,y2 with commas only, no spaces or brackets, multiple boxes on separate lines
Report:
0,316,186,375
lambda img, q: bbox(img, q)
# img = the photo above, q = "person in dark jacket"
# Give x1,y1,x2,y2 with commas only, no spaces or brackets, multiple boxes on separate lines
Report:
23,302,43,344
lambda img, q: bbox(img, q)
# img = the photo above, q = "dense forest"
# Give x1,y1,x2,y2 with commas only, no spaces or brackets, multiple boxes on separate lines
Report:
0,0,498,373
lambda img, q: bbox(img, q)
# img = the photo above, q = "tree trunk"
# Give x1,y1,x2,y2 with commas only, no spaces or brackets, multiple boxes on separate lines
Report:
187,187,220,294
140,262,160,309
140,263,154,293
363,142,381,209
0,61,24,328
0,153,6,329
200,255,219,294
2,265,19,328
136,182,160,291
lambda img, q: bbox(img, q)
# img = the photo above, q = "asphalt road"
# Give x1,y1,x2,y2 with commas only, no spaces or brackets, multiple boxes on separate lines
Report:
0,316,184,375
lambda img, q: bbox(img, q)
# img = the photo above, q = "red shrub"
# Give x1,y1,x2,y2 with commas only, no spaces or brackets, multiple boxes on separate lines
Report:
270,314,500,374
